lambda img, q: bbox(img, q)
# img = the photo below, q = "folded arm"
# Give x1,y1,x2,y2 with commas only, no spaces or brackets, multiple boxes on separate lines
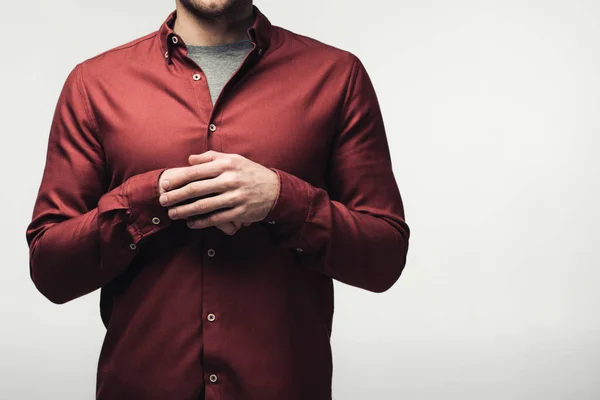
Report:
262,55,410,293
25,63,171,304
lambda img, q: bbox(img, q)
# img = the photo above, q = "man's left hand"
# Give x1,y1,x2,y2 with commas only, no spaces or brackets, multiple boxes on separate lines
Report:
158,151,279,233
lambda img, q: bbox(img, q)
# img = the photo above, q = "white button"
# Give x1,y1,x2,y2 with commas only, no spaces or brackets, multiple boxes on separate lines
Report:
171,36,178,44
207,248,216,257
164,51,169,58
193,73,201,81
267,220,275,225
129,243,137,250
152,217,161,225
258,48,263,56
209,374,218,383
207,313,216,322
295,247,303,253
208,123,217,132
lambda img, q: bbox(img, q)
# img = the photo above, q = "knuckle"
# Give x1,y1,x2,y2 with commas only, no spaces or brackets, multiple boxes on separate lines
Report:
220,171,238,188
237,203,248,215
226,190,241,204
187,181,199,195
229,174,243,187
230,155,243,169
193,201,204,214
236,189,249,203
221,157,235,169
186,167,197,182
225,192,239,206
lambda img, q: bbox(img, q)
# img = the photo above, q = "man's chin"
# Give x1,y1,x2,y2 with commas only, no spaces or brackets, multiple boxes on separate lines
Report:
179,0,240,20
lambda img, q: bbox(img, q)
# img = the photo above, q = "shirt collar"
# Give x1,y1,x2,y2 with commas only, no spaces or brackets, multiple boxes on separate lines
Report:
158,5,273,64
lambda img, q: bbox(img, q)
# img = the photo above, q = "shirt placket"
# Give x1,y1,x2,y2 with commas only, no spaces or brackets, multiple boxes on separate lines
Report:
200,229,227,400
167,29,259,400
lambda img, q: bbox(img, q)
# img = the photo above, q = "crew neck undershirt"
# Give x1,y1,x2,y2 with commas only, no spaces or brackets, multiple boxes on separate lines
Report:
186,39,254,104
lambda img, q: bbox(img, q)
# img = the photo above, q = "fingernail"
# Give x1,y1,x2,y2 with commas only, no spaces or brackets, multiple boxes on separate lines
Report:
159,195,168,205
161,179,170,190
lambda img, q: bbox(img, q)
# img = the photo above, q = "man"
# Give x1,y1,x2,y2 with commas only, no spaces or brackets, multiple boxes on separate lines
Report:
25,0,410,399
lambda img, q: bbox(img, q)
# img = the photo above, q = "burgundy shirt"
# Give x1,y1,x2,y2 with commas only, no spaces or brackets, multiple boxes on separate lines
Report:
25,6,410,400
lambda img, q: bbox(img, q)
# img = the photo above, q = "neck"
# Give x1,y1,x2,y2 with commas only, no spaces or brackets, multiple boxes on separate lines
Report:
173,1,255,46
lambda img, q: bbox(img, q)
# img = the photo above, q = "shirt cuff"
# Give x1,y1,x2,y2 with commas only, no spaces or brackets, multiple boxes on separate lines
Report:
124,167,172,244
261,168,312,248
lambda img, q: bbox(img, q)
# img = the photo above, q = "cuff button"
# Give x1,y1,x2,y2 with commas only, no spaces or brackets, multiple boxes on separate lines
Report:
152,217,161,225
129,243,137,250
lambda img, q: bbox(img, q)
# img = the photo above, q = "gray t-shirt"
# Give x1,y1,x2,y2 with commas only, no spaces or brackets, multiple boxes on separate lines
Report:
186,39,254,104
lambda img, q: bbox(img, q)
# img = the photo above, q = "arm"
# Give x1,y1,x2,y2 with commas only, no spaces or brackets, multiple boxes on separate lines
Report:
263,55,410,293
25,63,172,304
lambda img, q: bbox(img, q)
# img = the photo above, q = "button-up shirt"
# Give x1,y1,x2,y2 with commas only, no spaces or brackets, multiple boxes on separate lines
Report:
25,5,410,400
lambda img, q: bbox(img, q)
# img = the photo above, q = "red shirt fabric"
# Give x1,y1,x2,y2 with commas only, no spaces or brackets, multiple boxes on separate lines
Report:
25,5,410,400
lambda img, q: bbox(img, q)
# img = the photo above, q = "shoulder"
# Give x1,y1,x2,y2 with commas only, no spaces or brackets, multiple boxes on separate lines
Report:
272,25,356,61
74,28,161,80
270,25,359,80
85,29,159,63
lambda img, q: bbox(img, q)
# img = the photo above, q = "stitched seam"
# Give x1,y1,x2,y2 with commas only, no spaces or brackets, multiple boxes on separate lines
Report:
278,172,285,218
266,169,282,217
88,32,159,62
303,184,313,224
330,53,360,155
296,182,313,249
75,63,101,142
217,111,225,152
124,178,142,242
340,54,360,121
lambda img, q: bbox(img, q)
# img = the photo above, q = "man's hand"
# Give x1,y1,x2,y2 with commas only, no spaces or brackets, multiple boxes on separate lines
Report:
157,151,279,235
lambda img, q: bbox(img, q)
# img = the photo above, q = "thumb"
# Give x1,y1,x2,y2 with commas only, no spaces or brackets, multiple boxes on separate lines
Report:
215,222,243,235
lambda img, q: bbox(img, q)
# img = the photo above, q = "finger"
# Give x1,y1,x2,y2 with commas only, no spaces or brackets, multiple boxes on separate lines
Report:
188,150,223,166
232,221,244,230
216,221,244,235
159,177,224,207
215,222,238,235
168,192,239,220
187,207,243,230
161,158,224,193
229,221,244,233
158,165,189,193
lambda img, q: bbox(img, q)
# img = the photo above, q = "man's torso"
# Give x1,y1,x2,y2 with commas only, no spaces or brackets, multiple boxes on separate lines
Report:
85,7,355,400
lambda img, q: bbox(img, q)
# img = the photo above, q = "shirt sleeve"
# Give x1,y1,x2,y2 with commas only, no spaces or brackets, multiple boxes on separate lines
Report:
262,54,410,293
25,63,172,304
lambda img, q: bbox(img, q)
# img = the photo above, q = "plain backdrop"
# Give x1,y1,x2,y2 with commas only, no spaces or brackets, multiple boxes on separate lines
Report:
1,0,599,399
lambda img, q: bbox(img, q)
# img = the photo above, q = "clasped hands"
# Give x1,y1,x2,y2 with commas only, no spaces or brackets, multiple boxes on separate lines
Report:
158,151,279,235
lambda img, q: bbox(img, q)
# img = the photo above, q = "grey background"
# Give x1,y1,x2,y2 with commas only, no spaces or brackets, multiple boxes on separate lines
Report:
2,0,599,399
